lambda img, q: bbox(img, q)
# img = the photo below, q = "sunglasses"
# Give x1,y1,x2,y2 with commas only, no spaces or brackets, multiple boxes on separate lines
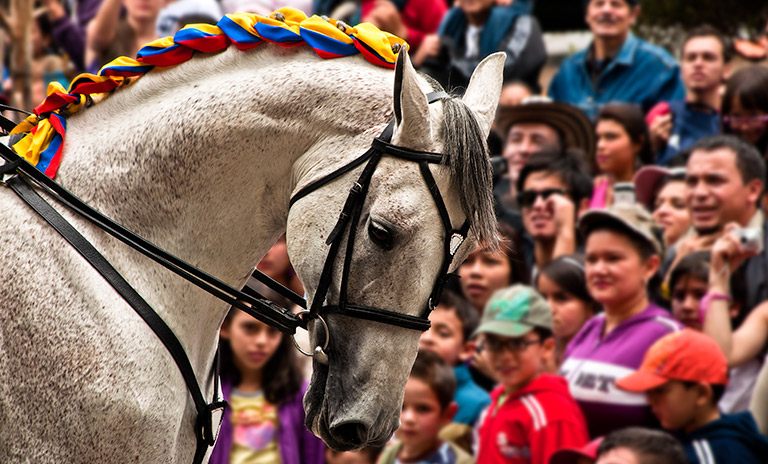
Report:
483,336,541,353
723,115,768,129
517,188,568,208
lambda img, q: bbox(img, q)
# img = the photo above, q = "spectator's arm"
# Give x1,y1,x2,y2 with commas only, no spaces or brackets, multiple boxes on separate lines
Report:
86,0,123,55
499,15,546,91
703,223,761,366
548,193,577,262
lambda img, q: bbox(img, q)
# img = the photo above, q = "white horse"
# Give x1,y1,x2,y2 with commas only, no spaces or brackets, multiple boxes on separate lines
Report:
0,42,502,461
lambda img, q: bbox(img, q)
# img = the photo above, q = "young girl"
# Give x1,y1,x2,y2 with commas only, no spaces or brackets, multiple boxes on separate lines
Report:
209,308,325,464
535,255,599,372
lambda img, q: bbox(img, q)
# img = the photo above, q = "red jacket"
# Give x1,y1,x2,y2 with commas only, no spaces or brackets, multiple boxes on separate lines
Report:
476,374,589,464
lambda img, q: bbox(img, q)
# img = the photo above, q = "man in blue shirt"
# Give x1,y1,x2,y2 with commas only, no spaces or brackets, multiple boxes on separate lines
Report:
548,0,684,120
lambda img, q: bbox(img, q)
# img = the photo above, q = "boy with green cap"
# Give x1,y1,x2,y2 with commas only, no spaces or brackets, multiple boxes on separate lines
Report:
474,284,589,464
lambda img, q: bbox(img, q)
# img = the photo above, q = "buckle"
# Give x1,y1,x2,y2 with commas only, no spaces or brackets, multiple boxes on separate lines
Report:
197,400,227,447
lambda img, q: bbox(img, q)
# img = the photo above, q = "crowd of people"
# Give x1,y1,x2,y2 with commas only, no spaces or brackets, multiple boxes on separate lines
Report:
5,0,768,462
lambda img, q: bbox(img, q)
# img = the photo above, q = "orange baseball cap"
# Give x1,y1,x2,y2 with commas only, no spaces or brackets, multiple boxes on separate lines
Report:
616,329,728,392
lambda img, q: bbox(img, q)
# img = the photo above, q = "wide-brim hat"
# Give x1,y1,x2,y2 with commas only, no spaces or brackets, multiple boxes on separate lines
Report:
579,203,665,257
495,97,595,158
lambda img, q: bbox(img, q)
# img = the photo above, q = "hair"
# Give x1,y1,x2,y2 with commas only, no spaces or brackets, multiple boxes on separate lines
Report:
219,307,303,406
682,24,732,63
410,349,457,411
536,255,599,311
597,427,687,464
689,134,766,187
722,66,768,155
597,103,655,168
437,290,479,342
668,250,747,312
516,147,594,208
499,221,531,285
425,74,498,248
532,326,554,341
681,380,728,406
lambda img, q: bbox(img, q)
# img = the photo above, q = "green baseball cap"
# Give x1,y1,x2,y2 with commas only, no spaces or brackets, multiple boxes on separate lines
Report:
473,285,553,338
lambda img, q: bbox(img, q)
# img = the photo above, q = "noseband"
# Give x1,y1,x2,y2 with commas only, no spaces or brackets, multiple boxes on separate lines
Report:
288,91,469,363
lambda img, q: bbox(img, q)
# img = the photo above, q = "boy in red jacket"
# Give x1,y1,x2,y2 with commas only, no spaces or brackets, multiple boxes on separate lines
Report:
475,285,589,464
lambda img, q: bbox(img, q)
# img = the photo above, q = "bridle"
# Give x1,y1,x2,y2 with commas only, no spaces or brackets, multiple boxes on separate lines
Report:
0,90,471,461
287,90,469,362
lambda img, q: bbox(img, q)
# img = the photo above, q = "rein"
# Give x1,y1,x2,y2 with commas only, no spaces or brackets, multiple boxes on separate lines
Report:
0,90,471,462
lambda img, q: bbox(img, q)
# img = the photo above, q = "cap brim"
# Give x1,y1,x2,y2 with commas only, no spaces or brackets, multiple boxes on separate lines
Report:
578,209,662,255
473,321,533,339
495,103,595,158
615,370,669,392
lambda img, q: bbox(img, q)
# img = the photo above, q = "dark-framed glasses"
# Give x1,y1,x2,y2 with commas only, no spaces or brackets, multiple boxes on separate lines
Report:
483,336,541,353
517,188,567,208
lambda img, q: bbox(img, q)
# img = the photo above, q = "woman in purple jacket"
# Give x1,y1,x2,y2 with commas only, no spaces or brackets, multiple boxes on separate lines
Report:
559,203,682,438
210,307,325,464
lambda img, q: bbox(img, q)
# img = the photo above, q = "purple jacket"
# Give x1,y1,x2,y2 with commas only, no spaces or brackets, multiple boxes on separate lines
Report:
209,378,325,464
559,304,682,438
50,0,103,71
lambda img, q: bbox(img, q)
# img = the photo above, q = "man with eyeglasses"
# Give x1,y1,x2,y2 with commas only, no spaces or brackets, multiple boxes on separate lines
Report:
494,97,595,210
474,285,588,464
514,149,594,276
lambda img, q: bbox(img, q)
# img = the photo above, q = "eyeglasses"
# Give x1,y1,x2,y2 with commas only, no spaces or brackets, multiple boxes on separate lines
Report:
517,188,567,208
723,115,768,129
482,336,541,353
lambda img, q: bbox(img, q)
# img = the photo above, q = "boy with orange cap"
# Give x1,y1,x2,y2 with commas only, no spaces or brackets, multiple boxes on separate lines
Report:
616,329,768,463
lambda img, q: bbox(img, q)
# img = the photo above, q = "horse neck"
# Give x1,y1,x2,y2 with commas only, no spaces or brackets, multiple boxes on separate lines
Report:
51,46,394,359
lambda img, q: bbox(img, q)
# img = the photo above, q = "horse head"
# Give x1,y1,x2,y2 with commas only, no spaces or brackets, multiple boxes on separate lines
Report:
286,51,504,450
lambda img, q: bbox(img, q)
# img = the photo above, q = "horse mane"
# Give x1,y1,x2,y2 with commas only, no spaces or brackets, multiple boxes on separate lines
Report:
423,76,498,248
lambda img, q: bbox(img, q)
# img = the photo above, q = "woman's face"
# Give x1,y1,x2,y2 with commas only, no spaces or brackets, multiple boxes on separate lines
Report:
458,246,513,312
670,275,707,330
585,230,657,309
220,310,283,374
595,119,638,176
256,236,292,282
536,273,593,340
652,180,691,246
726,96,768,146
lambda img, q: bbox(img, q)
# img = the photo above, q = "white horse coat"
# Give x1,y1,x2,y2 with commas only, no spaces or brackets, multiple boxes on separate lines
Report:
0,43,502,462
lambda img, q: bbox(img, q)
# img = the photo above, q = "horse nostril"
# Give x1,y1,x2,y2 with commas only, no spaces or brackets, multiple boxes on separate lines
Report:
331,421,369,448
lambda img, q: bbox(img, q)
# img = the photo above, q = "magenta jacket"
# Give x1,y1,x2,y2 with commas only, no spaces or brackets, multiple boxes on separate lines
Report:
209,378,325,464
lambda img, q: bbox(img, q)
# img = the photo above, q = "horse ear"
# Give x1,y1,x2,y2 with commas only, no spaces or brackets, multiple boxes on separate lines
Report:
392,49,430,146
462,52,505,137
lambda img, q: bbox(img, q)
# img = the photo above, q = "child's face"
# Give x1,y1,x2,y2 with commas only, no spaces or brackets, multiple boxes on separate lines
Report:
670,276,708,330
645,380,702,432
220,310,283,373
396,378,451,453
536,274,593,339
458,246,513,312
484,332,553,392
419,307,469,365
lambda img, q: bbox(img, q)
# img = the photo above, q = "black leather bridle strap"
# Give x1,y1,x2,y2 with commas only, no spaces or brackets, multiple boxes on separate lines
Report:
5,173,224,463
0,143,302,334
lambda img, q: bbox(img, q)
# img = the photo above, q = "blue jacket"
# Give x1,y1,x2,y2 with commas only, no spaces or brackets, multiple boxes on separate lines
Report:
453,363,491,425
548,33,685,120
678,411,768,464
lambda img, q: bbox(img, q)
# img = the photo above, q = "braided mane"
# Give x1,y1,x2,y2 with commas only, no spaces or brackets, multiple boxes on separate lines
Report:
10,8,407,178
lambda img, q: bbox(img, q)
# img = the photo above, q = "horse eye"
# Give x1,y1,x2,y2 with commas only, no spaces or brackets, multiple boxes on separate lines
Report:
368,221,393,250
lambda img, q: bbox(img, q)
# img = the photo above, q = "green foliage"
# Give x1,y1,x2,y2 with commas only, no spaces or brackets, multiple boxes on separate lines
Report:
638,0,768,36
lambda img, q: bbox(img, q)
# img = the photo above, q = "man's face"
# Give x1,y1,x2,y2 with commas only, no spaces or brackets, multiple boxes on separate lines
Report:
685,148,761,234
681,36,727,94
455,0,494,17
585,0,638,41
520,172,569,241
502,122,560,178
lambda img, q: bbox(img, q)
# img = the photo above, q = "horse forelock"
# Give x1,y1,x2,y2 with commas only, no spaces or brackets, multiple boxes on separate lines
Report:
440,96,499,249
